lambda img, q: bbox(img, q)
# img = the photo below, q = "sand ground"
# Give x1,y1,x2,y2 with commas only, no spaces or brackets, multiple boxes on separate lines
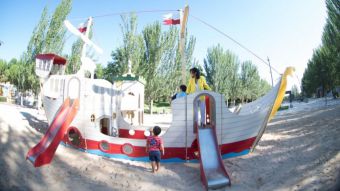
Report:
0,99,339,191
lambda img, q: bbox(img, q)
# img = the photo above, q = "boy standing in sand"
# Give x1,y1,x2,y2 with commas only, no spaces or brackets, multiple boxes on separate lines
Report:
146,126,164,173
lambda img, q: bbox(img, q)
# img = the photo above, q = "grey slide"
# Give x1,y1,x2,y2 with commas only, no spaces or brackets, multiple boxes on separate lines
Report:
197,127,231,190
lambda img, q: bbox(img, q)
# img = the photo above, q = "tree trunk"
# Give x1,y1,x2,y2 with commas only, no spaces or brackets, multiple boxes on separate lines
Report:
149,99,153,115
20,93,23,106
37,82,43,111
232,99,236,107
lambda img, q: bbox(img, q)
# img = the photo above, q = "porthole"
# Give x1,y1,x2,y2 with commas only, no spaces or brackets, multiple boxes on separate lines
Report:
99,141,109,152
122,143,134,155
68,127,81,147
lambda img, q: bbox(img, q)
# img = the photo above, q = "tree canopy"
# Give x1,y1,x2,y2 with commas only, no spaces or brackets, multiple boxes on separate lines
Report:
302,0,340,97
104,14,196,112
1,3,275,109
4,0,73,95
204,44,271,104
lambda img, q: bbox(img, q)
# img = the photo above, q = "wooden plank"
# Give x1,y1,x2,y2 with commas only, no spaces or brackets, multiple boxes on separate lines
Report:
222,113,266,126
163,136,186,144
222,128,258,139
221,124,262,135
221,132,258,144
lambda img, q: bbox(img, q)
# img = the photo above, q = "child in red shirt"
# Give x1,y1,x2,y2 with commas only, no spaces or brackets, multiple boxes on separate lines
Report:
146,126,164,173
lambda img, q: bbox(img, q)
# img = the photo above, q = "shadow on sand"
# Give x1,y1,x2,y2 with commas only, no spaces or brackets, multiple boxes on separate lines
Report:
0,104,339,191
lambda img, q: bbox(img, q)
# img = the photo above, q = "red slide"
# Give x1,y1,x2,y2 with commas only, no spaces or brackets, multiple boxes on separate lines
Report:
26,98,79,167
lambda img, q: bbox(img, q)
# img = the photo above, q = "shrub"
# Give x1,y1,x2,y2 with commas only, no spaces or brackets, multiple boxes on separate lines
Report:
278,105,289,111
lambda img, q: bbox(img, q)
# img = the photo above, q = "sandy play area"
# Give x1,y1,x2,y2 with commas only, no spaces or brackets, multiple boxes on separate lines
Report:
0,99,339,191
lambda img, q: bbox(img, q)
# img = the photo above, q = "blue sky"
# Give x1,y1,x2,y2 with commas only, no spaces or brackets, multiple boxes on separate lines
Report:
0,0,327,88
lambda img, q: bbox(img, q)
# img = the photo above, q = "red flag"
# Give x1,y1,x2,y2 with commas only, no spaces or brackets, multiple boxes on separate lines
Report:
78,27,87,33
163,13,180,25
78,21,87,33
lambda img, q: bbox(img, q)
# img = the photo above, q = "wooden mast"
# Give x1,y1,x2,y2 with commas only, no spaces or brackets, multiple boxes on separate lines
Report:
179,5,189,84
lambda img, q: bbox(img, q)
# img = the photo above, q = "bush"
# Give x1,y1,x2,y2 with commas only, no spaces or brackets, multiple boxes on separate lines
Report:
0,96,7,102
155,102,170,107
278,105,289,111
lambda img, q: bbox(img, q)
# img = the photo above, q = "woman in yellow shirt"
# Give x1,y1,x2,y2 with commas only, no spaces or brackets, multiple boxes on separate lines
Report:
186,67,211,126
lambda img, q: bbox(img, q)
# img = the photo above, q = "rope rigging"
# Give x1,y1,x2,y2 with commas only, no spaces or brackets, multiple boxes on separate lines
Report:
68,8,282,76
69,9,179,21
189,14,281,75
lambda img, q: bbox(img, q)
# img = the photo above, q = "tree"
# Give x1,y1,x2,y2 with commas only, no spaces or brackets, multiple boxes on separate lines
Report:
291,84,299,98
257,79,272,97
4,59,31,105
139,22,164,113
104,14,144,80
120,14,142,72
240,61,260,102
157,28,196,99
25,7,49,65
139,23,197,112
105,14,197,112
302,47,333,97
302,0,340,97
0,59,8,82
105,47,129,81
323,0,340,87
204,45,227,94
95,64,104,79
14,0,73,97
228,57,241,105
44,0,72,54
204,45,271,105
21,6,50,95
66,39,83,74
204,45,240,103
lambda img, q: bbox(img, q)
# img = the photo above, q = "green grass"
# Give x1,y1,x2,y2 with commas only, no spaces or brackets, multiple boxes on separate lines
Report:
144,102,171,114
154,102,170,107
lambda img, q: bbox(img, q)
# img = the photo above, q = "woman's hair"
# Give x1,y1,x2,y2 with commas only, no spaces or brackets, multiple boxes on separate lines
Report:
190,67,200,79
153,126,161,136
180,84,187,92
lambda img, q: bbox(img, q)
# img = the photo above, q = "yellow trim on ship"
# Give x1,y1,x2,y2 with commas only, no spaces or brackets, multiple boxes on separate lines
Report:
268,67,295,121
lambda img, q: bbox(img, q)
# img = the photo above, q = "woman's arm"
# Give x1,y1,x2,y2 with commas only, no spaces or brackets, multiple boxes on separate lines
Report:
202,77,211,90
186,79,192,94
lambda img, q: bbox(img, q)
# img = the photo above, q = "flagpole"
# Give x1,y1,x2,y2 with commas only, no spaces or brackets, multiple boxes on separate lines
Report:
180,5,189,84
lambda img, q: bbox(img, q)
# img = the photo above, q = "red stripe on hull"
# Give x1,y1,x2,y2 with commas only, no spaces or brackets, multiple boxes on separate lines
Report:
64,134,256,160
118,129,146,139
220,137,256,154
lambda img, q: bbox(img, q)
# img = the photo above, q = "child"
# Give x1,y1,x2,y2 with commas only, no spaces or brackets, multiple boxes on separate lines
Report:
146,126,164,173
171,85,187,101
176,85,187,99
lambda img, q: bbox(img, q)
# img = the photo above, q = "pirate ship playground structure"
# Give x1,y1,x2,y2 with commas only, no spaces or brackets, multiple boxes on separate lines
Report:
26,7,294,190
